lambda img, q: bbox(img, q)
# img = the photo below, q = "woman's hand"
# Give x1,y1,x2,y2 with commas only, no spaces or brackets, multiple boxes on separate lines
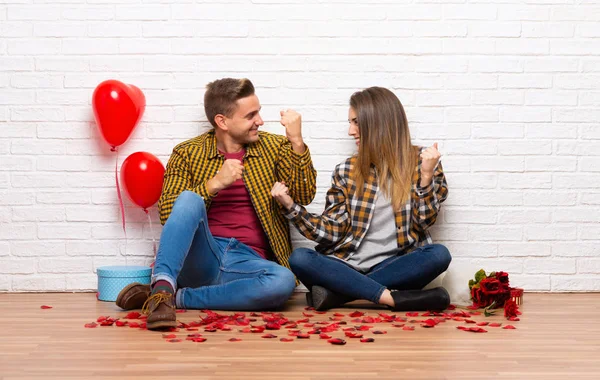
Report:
271,181,294,210
420,142,441,187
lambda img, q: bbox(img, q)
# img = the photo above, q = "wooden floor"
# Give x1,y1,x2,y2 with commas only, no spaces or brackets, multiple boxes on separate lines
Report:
0,292,599,380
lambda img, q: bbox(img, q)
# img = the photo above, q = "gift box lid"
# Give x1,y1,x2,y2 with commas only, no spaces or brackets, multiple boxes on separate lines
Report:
97,265,152,278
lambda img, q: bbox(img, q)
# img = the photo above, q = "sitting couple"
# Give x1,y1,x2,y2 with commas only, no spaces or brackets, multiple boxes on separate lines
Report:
116,78,451,330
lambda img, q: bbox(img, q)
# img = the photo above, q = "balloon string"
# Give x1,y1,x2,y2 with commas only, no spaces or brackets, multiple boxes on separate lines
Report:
144,208,157,268
115,147,127,239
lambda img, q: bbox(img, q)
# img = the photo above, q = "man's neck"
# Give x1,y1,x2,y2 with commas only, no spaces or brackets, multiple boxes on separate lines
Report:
215,130,244,153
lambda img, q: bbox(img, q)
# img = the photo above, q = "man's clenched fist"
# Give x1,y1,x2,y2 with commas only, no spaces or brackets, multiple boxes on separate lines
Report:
207,159,244,194
280,109,305,153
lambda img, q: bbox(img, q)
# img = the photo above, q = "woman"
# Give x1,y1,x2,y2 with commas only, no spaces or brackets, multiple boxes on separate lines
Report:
271,87,451,311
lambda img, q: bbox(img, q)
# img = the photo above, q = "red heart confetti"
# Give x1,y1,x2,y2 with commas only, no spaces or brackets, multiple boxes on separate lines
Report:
84,305,523,347
457,326,487,333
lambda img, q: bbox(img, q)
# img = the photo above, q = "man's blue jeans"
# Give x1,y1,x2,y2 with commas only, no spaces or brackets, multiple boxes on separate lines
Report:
152,191,296,311
289,244,451,304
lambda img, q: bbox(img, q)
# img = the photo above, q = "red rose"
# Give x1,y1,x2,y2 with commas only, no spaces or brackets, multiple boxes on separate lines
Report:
479,278,502,295
495,288,511,308
495,271,510,285
504,299,519,319
471,286,493,308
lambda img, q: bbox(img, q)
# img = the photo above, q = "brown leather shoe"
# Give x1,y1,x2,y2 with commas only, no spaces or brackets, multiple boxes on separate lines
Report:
142,291,177,330
115,282,151,310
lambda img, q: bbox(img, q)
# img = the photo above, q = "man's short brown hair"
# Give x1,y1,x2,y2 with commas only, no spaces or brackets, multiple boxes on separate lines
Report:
204,78,255,128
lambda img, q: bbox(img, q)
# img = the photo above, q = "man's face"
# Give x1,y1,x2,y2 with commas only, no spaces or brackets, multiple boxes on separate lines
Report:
224,94,264,145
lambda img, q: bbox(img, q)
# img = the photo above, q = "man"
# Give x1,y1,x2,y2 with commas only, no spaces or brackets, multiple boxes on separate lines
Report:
115,78,317,330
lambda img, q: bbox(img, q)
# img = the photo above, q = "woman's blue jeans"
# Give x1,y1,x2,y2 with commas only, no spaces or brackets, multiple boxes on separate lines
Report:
289,244,451,304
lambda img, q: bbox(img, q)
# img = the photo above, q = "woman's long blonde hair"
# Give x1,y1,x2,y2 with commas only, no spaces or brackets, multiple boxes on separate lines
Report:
350,87,418,210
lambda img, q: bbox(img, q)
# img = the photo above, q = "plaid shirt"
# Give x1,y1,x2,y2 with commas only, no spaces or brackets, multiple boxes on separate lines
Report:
284,152,448,259
158,130,317,269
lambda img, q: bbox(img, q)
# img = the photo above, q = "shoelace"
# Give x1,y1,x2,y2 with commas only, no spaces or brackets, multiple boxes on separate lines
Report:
141,292,173,315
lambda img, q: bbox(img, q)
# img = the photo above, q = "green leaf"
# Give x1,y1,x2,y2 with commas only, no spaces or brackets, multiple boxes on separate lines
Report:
484,309,496,317
474,269,487,283
484,300,497,317
489,271,496,278
468,279,475,289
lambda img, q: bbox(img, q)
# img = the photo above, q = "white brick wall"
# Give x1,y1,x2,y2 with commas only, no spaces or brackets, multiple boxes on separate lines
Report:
1,0,599,292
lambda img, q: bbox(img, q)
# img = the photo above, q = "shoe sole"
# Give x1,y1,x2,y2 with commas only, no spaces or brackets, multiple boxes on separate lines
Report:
305,292,314,308
115,282,148,310
147,320,178,331
311,285,331,311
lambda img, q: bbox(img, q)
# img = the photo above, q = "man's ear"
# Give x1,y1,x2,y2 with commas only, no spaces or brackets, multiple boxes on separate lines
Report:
214,114,228,131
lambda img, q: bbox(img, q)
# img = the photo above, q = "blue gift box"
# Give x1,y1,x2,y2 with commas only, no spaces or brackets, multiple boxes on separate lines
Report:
97,265,152,302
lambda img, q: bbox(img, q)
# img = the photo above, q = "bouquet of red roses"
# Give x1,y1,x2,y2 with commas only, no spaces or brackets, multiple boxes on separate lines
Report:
468,269,512,310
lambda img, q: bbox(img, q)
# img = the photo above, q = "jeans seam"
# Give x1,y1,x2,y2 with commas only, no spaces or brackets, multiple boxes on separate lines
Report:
196,273,268,291
371,286,386,304
367,255,404,277
223,268,266,275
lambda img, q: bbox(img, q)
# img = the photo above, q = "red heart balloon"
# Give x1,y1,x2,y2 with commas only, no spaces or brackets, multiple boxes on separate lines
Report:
120,152,165,210
93,80,145,149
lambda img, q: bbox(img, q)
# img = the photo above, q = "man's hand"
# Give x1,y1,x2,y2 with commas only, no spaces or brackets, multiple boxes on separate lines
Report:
206,159,243,194
280,109,305,154
420,142,441,188
271,181,294,210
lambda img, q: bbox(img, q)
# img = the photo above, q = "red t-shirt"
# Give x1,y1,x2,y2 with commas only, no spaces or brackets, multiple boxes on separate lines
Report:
207,149,272,260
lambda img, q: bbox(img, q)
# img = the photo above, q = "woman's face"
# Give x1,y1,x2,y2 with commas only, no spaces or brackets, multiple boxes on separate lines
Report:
348,107,360,147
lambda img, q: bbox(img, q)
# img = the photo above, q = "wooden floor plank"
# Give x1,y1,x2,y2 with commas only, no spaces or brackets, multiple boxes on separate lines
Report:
0,292,599,379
